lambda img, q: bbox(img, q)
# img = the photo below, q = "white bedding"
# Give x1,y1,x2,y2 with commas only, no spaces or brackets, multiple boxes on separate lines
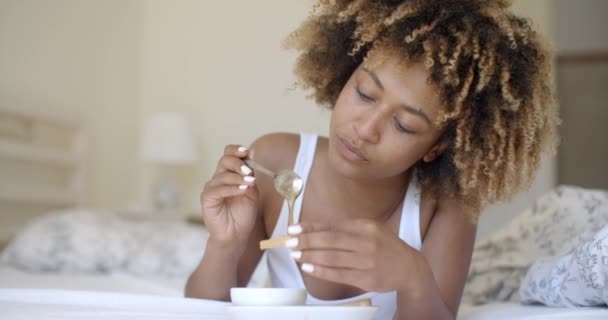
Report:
1,263,607,319
0,288,607,320
1,206,606,319
459,303,608,320
0,264,186,296
0,288,228,320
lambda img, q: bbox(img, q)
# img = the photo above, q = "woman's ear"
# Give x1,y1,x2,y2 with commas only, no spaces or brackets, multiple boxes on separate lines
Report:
422,141,449,163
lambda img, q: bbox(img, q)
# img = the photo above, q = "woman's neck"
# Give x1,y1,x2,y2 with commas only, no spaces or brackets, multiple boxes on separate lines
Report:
315,142,412,222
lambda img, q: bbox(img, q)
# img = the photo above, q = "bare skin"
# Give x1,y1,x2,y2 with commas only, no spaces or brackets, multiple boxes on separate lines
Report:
186,56,477,320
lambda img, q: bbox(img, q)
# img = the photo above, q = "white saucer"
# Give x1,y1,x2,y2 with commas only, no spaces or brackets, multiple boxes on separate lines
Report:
225,305,378,320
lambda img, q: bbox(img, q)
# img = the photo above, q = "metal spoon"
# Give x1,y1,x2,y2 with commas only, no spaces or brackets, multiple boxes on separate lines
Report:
244,159,303,226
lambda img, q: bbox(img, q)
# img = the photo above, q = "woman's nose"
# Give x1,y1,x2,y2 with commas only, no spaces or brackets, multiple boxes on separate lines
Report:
353,109,382,144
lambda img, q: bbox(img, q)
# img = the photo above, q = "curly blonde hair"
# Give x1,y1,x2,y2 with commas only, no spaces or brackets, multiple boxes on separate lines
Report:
284,0,559,220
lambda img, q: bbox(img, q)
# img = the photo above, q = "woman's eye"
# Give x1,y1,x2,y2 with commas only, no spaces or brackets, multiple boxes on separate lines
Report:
355,86,374,102
393,117,416,134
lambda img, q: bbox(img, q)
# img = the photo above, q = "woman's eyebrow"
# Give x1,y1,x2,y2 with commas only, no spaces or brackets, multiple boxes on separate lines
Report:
361,67,384,90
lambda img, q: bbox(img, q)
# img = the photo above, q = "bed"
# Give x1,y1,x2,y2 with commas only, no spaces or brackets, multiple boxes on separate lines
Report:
0,106,606,319
0,104,265,320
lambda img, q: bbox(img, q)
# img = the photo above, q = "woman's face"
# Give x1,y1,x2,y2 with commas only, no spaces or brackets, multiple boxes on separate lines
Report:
328,55,447,180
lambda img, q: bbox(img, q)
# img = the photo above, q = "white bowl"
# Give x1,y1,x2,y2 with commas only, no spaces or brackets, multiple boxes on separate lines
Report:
230,288,307,306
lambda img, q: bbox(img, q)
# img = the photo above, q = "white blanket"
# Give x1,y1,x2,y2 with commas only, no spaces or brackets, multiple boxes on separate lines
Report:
0,264,186,296
459,302,608,320
464,186,608,305
1,288,607,320
0,289,228,320
519,224,608,307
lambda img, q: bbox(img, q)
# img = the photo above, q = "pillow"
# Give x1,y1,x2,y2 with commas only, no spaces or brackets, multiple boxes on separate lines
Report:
0,209,136,273
124,220,208,277
1,209,209,277
462,185,608,305
520,224,608,307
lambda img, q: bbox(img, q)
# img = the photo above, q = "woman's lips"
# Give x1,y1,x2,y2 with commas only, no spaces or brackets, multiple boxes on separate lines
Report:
337,137,369,162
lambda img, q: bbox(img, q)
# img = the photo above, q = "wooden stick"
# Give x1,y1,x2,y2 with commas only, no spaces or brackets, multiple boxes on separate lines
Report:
259,235,291,250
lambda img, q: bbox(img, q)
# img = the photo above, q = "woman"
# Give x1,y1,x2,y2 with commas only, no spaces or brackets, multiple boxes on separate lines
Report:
186,1,558,319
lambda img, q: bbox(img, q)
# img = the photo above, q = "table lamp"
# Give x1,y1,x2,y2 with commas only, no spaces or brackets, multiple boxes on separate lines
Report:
140,112,197,210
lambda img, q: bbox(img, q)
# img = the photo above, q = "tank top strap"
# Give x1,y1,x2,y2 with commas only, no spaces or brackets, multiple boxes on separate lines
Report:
398,173,422,251
292,132,318,224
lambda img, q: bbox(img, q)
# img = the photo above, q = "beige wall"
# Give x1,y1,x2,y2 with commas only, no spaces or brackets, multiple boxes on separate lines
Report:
0,0,558,239
138,0,559,224
136,0,329,209
0,0,143,208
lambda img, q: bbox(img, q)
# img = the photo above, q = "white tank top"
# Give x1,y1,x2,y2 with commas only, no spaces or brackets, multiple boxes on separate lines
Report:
266,132,422,320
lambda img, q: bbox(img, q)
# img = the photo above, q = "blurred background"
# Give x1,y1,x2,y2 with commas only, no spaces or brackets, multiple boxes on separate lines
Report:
0,0,606,242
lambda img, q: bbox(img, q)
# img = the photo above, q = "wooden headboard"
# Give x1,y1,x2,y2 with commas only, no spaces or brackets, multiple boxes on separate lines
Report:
556,51,608,190
0,105,87,247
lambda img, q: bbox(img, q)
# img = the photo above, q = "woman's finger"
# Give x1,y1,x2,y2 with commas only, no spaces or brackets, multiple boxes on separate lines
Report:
215,154,254,176
201,184,250,208
287,221,333,235
223,144,250,157
289,219,380,237
206,172,256,189
291,249,373,270
286,230,369,253
299,264,371,289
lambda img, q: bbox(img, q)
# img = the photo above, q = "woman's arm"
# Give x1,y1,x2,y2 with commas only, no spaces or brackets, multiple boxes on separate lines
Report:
394,197,476,319
184,140,270,301
185,133,296,301
184,214,266,300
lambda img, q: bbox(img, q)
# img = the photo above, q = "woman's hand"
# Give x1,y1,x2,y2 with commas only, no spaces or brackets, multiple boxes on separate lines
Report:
200,145,260,249
286,219,420,293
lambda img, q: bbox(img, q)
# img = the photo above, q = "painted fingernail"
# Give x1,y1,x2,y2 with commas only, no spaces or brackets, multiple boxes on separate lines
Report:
238,184,248,190
285,237,299,248
238,146,248,152
240,165,252,175
243,176,256,183
301,263,315,273
287,225,303,235
290,250,302,260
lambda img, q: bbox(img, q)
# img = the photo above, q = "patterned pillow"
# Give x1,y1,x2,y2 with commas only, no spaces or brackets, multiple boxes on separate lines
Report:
0,209,136,273
462,185,608,305
519,224,608,307
0,209,209,277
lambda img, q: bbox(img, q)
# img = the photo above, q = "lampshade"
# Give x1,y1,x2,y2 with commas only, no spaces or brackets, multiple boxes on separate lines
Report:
140,112,197,165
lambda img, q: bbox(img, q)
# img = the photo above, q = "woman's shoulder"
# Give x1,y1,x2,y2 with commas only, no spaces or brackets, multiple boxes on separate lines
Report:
419,189,475,242
249,132,301,172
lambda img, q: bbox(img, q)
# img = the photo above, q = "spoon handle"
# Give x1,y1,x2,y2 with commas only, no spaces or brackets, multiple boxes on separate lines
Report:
244,159,276,178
